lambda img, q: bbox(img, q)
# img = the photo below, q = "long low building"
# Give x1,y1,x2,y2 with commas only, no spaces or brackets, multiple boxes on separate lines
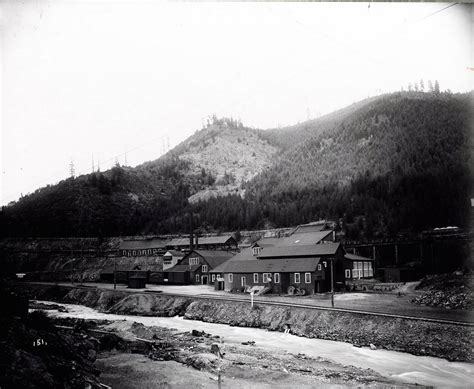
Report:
211,240,375,294
211,242,345,294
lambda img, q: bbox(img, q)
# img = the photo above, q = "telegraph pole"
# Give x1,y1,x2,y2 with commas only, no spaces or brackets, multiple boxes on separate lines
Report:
330,259,334,308
113,255,117,290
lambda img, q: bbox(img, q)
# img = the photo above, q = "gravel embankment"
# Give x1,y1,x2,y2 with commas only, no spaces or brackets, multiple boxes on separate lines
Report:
19,284,474,362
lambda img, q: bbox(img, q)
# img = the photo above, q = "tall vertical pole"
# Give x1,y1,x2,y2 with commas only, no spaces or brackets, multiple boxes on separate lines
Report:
330,259,334,308
114,256,117,290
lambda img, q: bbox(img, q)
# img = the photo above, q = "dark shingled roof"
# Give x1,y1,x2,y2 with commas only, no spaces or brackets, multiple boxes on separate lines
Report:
167,238,191,247
344,253,374,261
120,239,168,250
191,250,235,269
211,257,320,274
257,242,341,259
197,236,235,245
273,231,333,246
166,263,201,273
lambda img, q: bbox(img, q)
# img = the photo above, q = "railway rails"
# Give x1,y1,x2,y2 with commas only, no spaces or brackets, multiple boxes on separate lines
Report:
142,289,474,327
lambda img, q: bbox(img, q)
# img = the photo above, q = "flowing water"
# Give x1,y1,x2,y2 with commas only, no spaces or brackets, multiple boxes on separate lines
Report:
34,301,473,388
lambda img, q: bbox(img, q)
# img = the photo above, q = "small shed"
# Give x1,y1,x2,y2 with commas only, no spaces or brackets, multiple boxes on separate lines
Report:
127,270,147,289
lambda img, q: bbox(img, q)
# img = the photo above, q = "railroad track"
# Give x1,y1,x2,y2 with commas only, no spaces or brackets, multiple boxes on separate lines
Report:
143,290,474,327
23,282,474,327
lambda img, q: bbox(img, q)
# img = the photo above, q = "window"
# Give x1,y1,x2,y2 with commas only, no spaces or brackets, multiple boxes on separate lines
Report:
305,273,311,283
368,262,373,277
294,273,300,283
127,251,131,257
253,273,259,283
345,269,351,279
252,246,262,256
211,274,216,282
363,262,369,278
228,273,233,282
317,264,322,271
153,249,158,254
241,277,246,287
195,274,200,283
133,250,136,256
274,273,280,283
189,257,199,265
263,273,272,283
323,261,327,268
202,265,208,273
148,249,151,255
163,257,172,265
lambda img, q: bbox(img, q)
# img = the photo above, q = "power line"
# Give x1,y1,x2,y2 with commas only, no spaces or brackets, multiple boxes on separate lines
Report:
1,3,460,205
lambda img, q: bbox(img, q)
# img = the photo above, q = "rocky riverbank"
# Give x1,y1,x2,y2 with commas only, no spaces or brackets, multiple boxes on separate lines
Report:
54,316,416,388
19,283,474,362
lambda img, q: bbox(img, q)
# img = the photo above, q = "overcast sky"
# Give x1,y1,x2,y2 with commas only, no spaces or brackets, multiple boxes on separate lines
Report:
1,1,472,205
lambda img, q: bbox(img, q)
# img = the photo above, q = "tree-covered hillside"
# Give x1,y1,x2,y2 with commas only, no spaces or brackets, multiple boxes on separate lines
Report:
188,92,472,238
1,91,471,238
1,157,201,236
242,92,472,237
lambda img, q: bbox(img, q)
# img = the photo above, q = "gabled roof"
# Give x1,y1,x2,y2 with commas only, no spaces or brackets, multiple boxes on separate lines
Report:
275,231,333,246
211,257,320,274
185,250,235,269
120,239,168,250
292,221,328,234
164,250,185,257
166,263,201,273
252,231,333,248
257,242,341,259
223,247,256,262
166,238,191,247
197,236,236,245
253,237,282,248
344,253,374,261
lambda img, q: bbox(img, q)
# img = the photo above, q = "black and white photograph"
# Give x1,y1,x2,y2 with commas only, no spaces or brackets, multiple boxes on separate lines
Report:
0,1,472,388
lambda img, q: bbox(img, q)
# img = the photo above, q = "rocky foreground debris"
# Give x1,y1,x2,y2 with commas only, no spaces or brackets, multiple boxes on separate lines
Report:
412,273,473,310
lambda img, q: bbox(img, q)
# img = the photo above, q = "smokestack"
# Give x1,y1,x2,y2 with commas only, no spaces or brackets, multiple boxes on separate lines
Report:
195,234,199,249
189,212,194,252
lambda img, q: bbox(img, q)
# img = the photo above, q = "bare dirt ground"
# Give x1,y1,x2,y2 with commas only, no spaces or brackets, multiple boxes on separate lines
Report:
30,281,473,323
90,319,416,389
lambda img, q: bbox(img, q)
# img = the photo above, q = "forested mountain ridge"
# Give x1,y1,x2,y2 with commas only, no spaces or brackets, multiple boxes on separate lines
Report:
261,95,381,149
241,91,472,236
1,91,471,238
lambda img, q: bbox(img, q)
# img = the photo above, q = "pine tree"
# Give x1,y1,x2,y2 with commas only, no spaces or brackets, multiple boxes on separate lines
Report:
434,80,440,94
420,79,425,91
428,80,434,92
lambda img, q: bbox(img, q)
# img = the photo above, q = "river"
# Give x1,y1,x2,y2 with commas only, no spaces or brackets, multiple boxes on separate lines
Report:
34,300,473,388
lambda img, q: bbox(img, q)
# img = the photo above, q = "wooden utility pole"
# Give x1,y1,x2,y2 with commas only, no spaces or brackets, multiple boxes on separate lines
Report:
330,259,334,308
114,256,117,290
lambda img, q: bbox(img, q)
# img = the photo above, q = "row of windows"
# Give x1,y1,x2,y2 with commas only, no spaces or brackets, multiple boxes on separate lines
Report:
227,272,312,284
123,249,159,257
189,257,200,265
351,261,374,278
195,272,215,283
